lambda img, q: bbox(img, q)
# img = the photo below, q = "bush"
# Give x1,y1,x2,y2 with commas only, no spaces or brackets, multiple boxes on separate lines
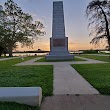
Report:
83,50,98,54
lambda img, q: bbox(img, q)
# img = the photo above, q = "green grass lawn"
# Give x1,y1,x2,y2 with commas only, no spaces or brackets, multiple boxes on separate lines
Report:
80,55,110,62
72,63,110,95
0,56,38,63
0,56,11,59
0,102,39,110
36,57,85,62
0,56,53,110
0,57,53,96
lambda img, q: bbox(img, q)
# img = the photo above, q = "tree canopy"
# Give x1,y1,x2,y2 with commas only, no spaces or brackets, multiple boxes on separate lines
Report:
86,0,110,51
0,0,45,57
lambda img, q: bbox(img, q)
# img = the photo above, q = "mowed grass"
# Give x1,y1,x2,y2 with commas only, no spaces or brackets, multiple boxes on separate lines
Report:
0,56,53,110
36,56,85,62
0,56,10,59
0,102,39,110
72,61,110,95
0,56,38,65
0,57,53,96
81,54,110,62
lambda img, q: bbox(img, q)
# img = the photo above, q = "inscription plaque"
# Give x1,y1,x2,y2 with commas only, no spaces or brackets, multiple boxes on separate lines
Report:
53,39,65,47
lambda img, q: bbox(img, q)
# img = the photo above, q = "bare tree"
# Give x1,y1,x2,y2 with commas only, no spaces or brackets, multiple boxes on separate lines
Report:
86,0,110,55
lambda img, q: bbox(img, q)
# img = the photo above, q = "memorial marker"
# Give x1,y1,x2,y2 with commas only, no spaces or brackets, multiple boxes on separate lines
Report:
46,1,74,60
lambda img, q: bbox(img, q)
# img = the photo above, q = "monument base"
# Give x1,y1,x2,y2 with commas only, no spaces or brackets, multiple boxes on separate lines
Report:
45,54,74,61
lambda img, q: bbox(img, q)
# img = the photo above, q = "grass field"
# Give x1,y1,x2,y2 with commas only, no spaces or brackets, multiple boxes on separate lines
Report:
0,56,10,59
36,57,85,62
72,55,110,95
80,55,110,62
0,57,53,96
0,102,39,110
0,56,53,110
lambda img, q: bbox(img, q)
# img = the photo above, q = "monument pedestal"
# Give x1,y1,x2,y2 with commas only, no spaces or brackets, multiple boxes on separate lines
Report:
46,37,74,60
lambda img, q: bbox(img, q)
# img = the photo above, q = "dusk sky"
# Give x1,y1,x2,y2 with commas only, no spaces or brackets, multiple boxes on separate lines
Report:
0,0,105,51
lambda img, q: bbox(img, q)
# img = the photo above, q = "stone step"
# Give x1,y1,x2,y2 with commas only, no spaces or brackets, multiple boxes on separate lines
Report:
0,87,42,106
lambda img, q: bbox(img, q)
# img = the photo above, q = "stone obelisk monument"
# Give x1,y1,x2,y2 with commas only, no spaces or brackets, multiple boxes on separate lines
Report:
46,1,73,60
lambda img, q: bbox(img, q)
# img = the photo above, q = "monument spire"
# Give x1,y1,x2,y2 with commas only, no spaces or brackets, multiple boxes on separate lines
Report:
52,1,65,38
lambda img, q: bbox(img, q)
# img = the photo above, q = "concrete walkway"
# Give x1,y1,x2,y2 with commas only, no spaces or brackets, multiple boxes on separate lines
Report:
0,57,18,61
15,56,107,66
53,63,99,95
41,95,110,110
15,56,109,110
15,56,107,95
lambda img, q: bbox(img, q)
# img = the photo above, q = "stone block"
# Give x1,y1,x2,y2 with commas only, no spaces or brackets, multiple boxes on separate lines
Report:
0,87,42,106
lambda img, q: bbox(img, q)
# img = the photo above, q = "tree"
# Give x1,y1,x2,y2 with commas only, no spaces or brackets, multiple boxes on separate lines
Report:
0,0,45,57
0,45,7,57
0,9,6,56
86,0,110,54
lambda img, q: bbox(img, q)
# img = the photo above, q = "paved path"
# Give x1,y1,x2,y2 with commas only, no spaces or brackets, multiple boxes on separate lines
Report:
15,56,107,95
15,56,107,66
41,95,110,110
53,63,99,95
0,57,18,61
15,56,109,110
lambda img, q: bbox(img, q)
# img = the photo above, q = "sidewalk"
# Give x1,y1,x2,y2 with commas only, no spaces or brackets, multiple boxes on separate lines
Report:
15,56,107,66
15,56,110,110
41,95,110,110
15,56,105,95
0,57,18,61
53,63,99,95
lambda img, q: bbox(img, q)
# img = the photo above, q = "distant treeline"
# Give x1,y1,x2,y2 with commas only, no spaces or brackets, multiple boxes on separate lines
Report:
13,51,49,53
83,50,98,54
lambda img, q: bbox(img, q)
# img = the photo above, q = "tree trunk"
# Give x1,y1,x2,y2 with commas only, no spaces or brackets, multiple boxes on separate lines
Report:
8,46,13,57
